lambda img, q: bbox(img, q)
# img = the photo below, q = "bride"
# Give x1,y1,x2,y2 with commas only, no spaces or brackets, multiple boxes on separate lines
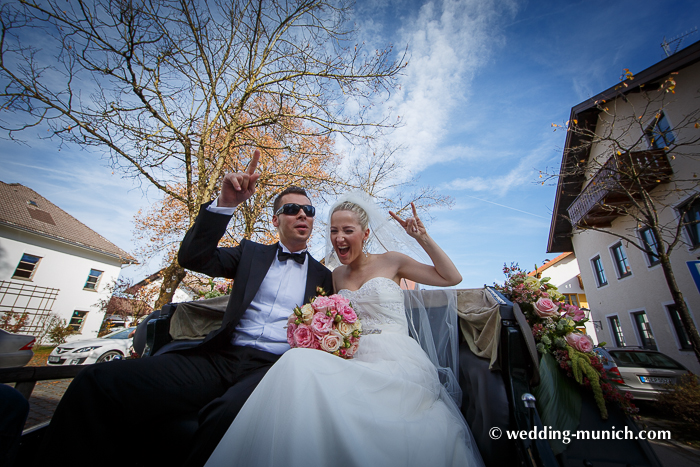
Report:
204,193,484,467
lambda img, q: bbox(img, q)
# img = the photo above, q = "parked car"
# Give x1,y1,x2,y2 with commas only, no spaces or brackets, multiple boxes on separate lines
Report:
594,347,692,401
0,328,35,368
47,328,134,366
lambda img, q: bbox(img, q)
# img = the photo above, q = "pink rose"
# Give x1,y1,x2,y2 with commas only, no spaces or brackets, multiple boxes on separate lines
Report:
330,294,350,308
338,305,357,323
347,338,360,357
533,298,559,318
320,331,343,353
286,322,297,347
564,304,586,322
293,324,316,348
311,296,335,313
565,332,594,353
311,312,333,335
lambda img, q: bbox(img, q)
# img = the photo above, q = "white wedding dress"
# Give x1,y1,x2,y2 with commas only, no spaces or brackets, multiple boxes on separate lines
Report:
205,277,484,467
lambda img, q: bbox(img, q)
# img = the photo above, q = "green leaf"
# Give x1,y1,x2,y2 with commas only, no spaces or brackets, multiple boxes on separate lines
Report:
532,353,582,455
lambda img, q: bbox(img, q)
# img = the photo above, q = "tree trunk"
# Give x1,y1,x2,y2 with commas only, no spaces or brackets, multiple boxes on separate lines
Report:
657,251,700,366
154,259,187,310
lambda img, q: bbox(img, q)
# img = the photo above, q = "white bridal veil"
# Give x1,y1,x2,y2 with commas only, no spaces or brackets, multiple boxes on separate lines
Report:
324,192,462,405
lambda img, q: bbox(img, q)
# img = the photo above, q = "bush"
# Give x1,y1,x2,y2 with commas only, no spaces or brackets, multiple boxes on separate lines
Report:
46,317,74,345
0,311,29,333
656,373,700,432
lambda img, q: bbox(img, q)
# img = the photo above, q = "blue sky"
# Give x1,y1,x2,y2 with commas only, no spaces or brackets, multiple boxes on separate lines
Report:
2,0,699,288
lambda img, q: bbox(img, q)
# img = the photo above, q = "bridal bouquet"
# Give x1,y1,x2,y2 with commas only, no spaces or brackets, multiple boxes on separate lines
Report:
287,289,362,359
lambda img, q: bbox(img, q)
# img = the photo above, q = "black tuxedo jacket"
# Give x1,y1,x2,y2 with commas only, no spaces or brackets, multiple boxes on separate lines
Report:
178,202,333,349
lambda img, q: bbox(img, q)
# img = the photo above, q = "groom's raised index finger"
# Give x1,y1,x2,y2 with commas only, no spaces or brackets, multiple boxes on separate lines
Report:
411,202,419,218
246,150,261,175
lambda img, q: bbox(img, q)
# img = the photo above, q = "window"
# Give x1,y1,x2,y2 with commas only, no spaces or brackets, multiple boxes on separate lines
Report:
609,316,626,347
610,243,632,278
680,197,700,249
639,227,660,266
12,253,42,280
69,310,88,333
84,269,103,290
632,311,657,350
591,256,607,287
645,112,675,149
563,294,580,307
667,304,693,350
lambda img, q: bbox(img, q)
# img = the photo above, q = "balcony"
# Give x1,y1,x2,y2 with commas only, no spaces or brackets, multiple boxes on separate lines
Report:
567,149,673,228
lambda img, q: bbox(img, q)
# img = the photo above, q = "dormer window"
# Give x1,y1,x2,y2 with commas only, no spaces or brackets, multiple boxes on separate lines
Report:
28,200,38,207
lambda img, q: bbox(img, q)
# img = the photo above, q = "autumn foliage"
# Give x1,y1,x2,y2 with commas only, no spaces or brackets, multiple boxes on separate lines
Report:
134,101,341,307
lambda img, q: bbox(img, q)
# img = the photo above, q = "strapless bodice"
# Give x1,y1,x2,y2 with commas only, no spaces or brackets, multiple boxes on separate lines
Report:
338,276,407,334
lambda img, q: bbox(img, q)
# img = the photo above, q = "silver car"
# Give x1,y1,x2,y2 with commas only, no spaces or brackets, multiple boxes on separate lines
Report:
47,328,134,366
0,328,35,368
594,347,692,401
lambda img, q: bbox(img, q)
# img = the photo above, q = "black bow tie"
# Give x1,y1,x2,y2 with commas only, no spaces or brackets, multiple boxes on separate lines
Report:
277,249,306,264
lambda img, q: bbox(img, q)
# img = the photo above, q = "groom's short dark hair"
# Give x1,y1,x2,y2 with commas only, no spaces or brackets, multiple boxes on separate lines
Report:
273,186,310,212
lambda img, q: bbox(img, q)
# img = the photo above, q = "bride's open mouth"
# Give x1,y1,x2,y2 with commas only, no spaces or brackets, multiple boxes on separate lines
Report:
336,245,350,258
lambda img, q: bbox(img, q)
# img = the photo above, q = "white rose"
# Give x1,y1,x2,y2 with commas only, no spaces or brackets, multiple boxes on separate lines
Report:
320,330,343,352
300,303,314,324
337,321,354,337
352,319,362,332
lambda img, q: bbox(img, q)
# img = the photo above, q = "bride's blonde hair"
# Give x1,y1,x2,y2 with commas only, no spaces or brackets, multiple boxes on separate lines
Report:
332,201,369,231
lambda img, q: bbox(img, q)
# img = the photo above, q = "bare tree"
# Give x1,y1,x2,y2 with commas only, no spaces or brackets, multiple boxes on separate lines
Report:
343,141,454,218
0,0,405,307
544,69,700,364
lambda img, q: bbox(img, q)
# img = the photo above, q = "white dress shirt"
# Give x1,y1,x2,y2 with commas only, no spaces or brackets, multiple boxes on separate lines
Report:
207,198,309,355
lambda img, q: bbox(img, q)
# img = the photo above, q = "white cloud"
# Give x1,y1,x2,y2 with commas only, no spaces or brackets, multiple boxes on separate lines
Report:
386,0,518,170
443,137,549,197
344,0,519,175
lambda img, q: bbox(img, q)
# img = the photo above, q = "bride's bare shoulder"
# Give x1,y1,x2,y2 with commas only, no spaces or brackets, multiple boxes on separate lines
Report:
374,251,409,264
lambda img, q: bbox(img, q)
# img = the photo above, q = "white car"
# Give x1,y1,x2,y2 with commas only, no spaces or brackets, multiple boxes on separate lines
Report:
0,328,35,368
47,328,134,366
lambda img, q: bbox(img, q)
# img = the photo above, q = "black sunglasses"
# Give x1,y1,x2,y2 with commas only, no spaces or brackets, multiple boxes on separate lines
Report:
275,203,316,217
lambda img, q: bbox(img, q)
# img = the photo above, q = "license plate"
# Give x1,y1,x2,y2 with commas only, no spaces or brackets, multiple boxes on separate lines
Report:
640,376,672,384
48,356,60,363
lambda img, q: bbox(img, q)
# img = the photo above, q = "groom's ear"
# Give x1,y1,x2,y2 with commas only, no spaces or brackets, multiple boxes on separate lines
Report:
272,215,280,228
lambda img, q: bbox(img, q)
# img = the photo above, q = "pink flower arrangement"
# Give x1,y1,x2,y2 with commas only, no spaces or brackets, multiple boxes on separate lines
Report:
287,292,362,359
496,262,637,419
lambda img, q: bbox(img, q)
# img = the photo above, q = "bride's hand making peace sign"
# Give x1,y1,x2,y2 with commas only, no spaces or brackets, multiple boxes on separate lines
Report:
389,203,427,242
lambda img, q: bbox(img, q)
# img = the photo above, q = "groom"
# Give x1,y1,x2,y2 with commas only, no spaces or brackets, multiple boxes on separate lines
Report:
36,150,333,467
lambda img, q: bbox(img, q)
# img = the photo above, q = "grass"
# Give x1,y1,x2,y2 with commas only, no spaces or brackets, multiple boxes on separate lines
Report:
28,345,55,367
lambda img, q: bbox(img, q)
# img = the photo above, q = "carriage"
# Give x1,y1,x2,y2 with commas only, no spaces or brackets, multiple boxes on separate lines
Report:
5,286,661,466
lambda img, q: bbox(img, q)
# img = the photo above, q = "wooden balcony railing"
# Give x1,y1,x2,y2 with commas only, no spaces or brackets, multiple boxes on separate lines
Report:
567,149,672,228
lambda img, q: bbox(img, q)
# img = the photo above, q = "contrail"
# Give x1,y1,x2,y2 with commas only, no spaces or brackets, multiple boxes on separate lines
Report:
461,194,549,219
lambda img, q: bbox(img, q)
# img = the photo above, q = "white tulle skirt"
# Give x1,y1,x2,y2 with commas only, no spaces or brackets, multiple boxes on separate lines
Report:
205,333,484,467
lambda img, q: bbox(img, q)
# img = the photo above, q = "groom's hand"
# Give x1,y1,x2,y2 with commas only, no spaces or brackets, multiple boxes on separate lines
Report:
218,150,261,207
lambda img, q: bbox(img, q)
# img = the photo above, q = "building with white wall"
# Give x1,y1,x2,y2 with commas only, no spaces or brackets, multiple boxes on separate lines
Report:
0,182,136,342
547,41,700,374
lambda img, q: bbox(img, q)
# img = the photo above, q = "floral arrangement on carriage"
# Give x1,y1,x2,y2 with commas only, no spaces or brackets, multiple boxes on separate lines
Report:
496,263,636,421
